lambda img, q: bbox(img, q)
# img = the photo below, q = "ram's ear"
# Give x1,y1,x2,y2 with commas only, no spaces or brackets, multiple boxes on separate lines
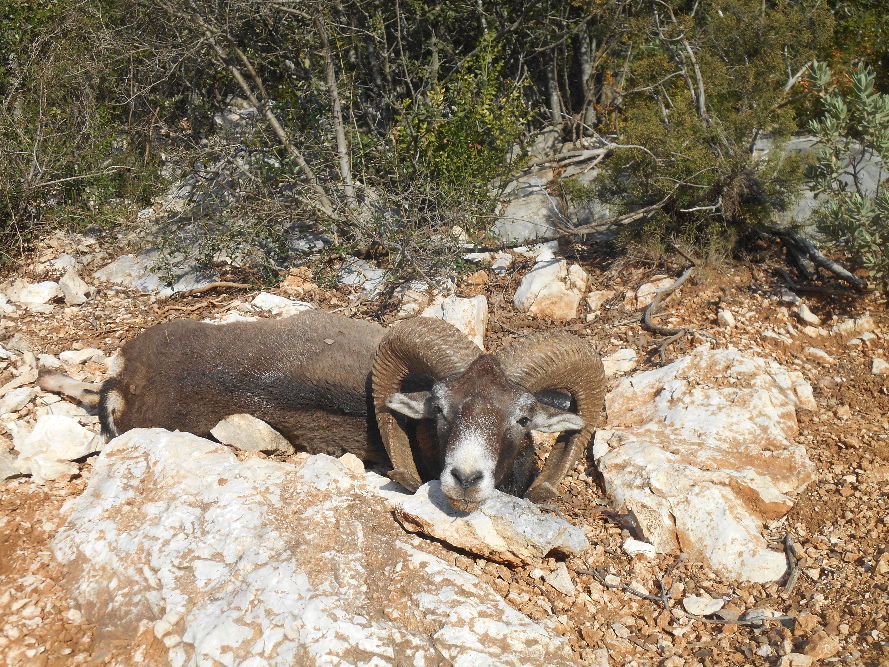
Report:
529,403,585,433
385,391,434,419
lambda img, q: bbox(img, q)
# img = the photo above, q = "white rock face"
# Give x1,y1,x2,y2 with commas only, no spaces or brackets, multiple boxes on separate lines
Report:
13,415,103,483
338,256,385,294
53,430,576,666
373,479,589,566
5,279,62,309
250,292,314,318
210,413,295,455
421,294,488,350
593,347,815,582
59,270,92,305
513,252,584,321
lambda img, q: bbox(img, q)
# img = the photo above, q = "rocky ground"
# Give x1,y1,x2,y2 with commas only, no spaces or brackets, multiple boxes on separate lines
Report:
0,231,887,666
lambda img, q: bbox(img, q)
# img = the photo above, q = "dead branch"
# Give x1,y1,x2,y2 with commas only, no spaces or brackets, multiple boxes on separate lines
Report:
579,568,666,605
641,267,695,336
763,224,869,291
168,281,254,298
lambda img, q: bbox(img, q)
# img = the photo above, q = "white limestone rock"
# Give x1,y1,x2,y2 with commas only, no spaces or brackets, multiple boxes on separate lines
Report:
59,270,92,305
52,429,576,666
804,347,835,364
372,479,589,566
13,414,102,483
622,538,656,559
602,348,638,376
593,347,815,582
338,256,385,294
831,314,875,337
872,357,889,376
796,304,820,326
0,387,37,415
513,251,583,321
6,279,62,310
632,276,674,309
250,292,313,318
683,594,725,616
59,348,106,366
717,309,736,328
421,294,488,350
210,413,295,455
543,563,576,596
94,250,218,296
0,449,18,480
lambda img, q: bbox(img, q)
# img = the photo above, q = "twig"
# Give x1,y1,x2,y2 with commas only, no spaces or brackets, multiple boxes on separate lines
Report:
776,268,860,298
783,533,800,595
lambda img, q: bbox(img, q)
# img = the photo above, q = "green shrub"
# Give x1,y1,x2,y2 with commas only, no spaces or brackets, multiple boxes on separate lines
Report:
808,61,889,291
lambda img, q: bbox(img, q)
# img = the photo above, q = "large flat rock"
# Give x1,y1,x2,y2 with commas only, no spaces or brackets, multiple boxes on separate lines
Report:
52,429,575,666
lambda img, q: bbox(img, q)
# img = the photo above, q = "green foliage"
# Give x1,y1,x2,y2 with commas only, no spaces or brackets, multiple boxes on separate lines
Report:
393,34,530,201
808,61,889,291
591,0,830,253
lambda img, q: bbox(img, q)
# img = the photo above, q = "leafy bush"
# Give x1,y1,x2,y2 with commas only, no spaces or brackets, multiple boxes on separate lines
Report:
808,61,889,290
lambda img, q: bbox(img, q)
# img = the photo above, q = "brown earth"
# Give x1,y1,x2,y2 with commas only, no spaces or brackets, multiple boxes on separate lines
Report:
0,234,887,666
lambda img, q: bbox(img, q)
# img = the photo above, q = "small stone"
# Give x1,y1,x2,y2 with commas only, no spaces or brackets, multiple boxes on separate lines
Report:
622,538,656,559
37,354,62,369
610,622,630,639
803,347,834,364
796,304,821,326
250,292,313,317
59,348,106,366
682,594,725,616
794,612,819,634
779,289,800,305
490,252,513,274
779,654,814,667
871,358,889,376
831,315,875,337
421,295,488,350
210,414,295,455
0,387,37,414
6,279,62,306
718,309,736,328
585,290,616,315
803,631,841,660
543,563,576,596
756,644,774,657
602,348,637,376
604,574,621,587
59,270,91,306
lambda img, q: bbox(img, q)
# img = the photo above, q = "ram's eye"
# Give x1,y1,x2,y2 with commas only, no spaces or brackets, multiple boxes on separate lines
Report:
517,416,531,427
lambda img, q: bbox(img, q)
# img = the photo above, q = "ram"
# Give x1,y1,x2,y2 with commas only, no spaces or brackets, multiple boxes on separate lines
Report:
39,310,605,511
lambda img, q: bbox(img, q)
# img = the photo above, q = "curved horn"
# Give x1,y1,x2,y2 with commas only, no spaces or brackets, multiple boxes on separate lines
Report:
372,317,482,491
495,332,605,502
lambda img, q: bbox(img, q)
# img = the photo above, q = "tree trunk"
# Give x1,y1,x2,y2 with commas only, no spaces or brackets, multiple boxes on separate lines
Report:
545,53,562,126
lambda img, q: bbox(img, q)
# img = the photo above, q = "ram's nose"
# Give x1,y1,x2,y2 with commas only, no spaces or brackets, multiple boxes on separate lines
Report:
450,467,484,491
